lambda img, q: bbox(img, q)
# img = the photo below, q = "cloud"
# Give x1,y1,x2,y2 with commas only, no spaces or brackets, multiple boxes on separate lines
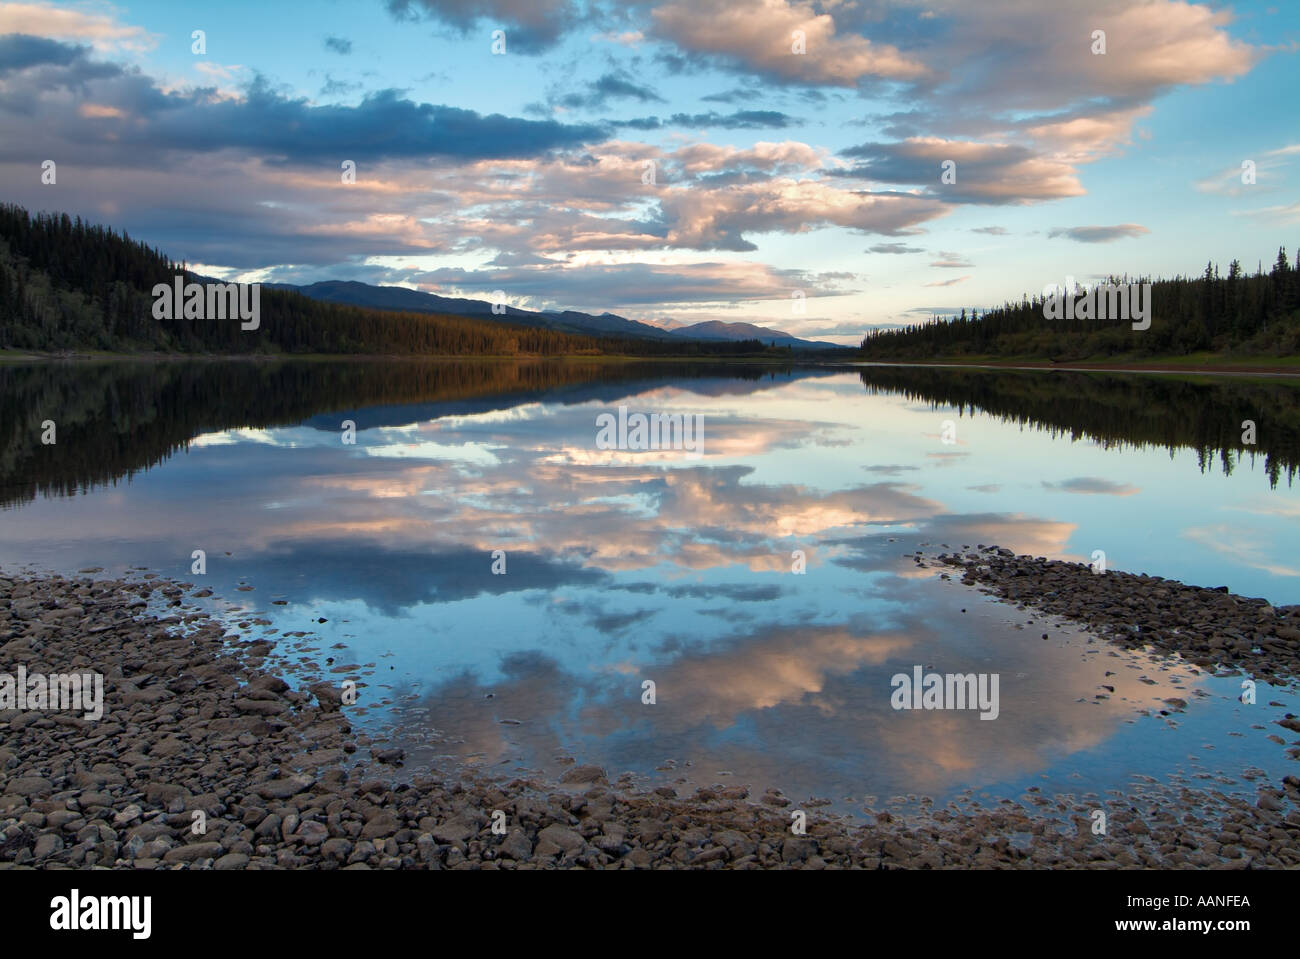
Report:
386,0,579,53
0,0,1272,323
0,2,156,52
1183,525,1300,577
1047,223,1150,243
880,0,1256,120
700,86,756,104
401,259,839,311
1041,477,1140,496
320,74,362,97
868,242,924,254
0,41,606,164
930,251,972,268
593,29,644,47
614,110,797,130
840,137,1085,205
821,2,1258,213
971,226,1008,235
1231,201,1300,226
901,307,968,316
1197,145,1300,202
0,31,83,70
420,141,950,257
649,0,931,87
556,70,665,110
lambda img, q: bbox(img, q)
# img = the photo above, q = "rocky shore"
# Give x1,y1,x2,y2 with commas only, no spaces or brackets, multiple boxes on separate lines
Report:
932,546,1300,685
2,563,1299,870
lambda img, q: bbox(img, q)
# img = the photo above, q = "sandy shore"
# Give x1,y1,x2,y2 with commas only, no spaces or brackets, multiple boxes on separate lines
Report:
1,561,1298,869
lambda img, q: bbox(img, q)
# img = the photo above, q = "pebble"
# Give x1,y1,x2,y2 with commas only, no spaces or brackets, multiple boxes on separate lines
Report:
1,566,1296,871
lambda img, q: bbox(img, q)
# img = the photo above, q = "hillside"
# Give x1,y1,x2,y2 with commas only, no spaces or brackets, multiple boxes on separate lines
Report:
672,319,841,349
273,279,841,349
0,205,798,358
860,253,1300,362
270,280,681,341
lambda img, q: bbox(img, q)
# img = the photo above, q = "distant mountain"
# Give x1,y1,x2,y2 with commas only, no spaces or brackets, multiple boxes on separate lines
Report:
271,280,844,350
669,320,842,350
268,280,678,341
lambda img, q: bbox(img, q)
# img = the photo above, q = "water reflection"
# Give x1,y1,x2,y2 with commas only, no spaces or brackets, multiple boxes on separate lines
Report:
1,360,1297,810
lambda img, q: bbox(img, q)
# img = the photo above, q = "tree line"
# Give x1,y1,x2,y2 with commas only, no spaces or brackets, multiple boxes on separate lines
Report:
0,205,785,357
0,358,808,509
856,364,1299,488
860,248,1300,360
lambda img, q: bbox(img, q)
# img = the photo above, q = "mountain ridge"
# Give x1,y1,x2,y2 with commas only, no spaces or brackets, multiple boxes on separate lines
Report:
270,280,842,350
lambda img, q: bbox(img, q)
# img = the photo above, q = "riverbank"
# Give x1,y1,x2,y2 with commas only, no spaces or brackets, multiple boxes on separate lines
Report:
1,565,1298,869
0,349,850,366
931,547,1300,685
854,357,1300,377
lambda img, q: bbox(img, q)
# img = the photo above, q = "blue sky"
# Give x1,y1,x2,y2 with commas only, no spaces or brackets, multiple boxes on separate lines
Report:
2,0,1297,342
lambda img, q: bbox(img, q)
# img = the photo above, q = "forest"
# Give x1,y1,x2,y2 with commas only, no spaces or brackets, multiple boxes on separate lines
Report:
0,359,811,508
855,364,1300,489
0,205,786,358
4,359,1293,512
860,251,1300,361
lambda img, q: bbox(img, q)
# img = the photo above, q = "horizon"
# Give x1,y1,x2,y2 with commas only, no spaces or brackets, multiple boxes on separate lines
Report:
2,0,1298,345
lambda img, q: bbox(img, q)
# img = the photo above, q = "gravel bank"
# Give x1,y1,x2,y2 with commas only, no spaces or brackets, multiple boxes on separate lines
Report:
932,546,1300,685
2,565,1299,870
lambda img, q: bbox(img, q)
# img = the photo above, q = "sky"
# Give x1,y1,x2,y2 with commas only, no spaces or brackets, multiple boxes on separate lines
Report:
1,0,1297,344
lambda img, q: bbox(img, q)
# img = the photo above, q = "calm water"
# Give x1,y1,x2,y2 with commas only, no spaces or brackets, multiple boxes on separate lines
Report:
2,360,1298,815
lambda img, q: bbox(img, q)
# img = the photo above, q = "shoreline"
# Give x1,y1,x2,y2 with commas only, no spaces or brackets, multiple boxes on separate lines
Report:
931,547,1300,686
6,350,1300,377
2,561,1298,869
853,359,1300,378
0,350,844,366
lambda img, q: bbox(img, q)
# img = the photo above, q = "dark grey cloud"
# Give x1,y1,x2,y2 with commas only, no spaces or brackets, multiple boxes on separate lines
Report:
836,137,1083,206
700,87,751,104
0,40,606,164
610,115,662,130
868,242,924,255
558,70,665,110
1042,477,1140,496
701,85,828,107
662,583,782,602
862,465,919,475
971,226,1008,235
583,606,658,633
319,74,362,97
386,0,580,54
653,50,697,75
173,80,605,162
1047,224,1151,243
0,33,85,71
323,35,353,55
217,540,608,617
613,110,795,130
